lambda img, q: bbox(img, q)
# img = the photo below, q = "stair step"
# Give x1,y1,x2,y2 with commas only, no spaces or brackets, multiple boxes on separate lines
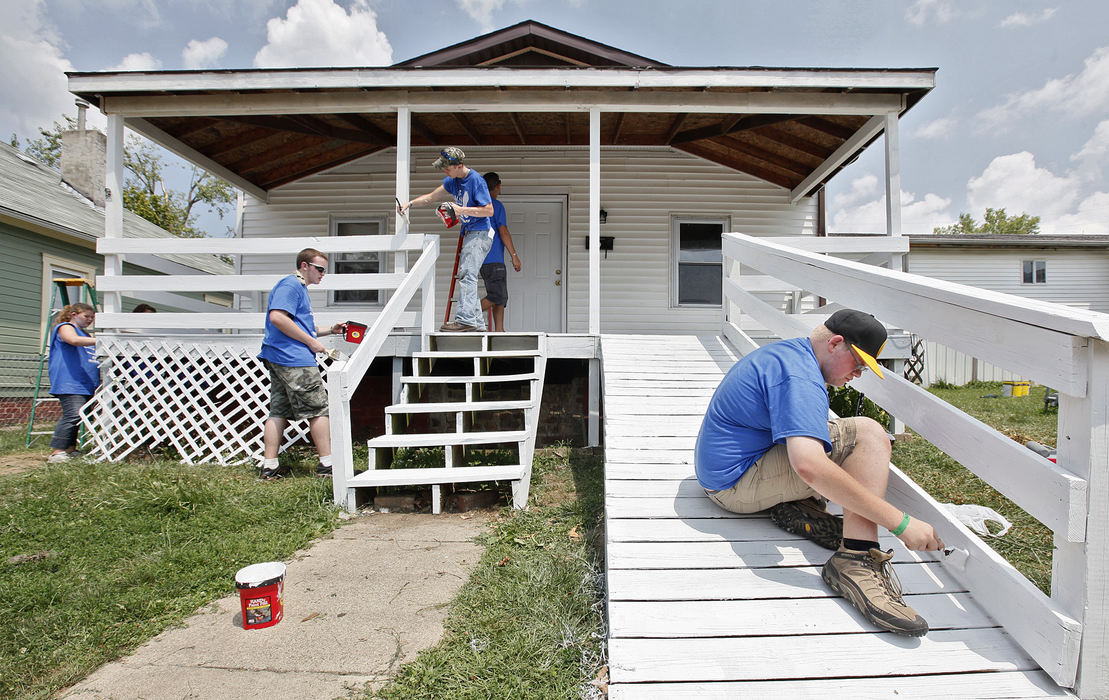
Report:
385,399,533,414
367,429,530,448
400,372,538,385
413,349,540,359
348,465,524,487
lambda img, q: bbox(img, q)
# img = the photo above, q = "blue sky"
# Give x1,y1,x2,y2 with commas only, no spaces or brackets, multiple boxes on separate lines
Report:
4,0,1109,234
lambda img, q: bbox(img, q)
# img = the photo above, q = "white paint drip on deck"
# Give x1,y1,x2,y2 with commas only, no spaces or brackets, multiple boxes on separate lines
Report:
600,334,1072,699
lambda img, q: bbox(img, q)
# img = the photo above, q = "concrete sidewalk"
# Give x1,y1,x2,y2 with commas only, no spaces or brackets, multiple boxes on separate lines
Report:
63,512,490,700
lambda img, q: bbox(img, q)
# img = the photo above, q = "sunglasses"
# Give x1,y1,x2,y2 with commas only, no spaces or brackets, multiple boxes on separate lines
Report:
307,263,326,274
440,149,461,164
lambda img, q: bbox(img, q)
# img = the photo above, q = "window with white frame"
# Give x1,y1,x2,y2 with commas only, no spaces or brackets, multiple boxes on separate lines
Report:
671,216,728,307
1022,259,1046,284
41,254,97,342
329,217,388,305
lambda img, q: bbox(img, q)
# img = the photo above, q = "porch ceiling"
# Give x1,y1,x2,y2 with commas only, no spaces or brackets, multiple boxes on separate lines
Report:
70,75,932,196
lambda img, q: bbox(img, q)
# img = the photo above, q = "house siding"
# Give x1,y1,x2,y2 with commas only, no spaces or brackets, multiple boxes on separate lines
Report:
906,246,1109,385
240,146,816,334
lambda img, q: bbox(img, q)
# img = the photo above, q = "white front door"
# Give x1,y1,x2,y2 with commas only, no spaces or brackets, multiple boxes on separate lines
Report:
494,196,565,333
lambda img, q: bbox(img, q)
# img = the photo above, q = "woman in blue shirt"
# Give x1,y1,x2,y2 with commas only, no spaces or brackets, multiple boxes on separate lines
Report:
47,303,100,463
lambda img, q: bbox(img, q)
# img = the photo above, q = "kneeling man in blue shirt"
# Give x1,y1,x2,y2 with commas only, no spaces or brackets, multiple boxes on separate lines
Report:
696,309,944,636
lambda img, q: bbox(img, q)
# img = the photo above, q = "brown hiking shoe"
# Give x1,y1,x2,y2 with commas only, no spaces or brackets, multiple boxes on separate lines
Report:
768,497,842,550
821,546,929,637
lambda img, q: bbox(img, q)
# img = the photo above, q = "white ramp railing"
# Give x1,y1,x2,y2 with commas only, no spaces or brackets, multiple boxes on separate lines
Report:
326,236,439,511
722,232,1109,696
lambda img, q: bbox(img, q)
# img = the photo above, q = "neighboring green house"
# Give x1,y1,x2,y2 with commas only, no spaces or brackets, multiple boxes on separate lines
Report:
0,134,231,426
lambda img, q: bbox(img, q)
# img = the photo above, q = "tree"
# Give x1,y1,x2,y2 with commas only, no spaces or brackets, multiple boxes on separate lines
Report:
15,117,235,238
933,208,1040,235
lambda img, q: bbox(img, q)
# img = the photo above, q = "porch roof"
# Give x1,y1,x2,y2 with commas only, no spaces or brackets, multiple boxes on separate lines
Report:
66,21,934,199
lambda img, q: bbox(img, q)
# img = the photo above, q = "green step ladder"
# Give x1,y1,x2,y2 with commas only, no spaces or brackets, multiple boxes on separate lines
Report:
25,278,99,446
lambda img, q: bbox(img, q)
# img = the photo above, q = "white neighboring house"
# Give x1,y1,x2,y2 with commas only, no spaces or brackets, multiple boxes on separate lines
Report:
906,233,1109,386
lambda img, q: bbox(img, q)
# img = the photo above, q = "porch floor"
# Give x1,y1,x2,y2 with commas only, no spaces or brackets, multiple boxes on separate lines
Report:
600,334,1072,699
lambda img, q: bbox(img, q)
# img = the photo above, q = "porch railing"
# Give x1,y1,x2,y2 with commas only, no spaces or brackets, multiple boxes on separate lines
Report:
95,234,432,331
722,232,1109,695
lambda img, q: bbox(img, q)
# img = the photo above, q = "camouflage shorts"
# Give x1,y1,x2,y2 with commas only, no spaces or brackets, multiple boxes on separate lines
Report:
264,360,329,421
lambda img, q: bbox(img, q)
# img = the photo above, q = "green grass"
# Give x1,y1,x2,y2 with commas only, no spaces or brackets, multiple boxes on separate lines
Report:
370,446,607,700
892,382,1057,592
0,437,339,700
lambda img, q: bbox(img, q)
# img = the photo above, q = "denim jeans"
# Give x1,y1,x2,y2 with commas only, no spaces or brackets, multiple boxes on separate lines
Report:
50,393,92,450
455,230,494,329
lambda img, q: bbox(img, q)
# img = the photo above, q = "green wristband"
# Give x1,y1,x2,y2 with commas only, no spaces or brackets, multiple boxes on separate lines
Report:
891,512,911,536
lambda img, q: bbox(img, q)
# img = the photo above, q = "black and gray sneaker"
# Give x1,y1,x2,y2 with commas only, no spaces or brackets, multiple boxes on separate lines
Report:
768,497,843,550
315,462,332,478
822,546,929,637
260,464,291,480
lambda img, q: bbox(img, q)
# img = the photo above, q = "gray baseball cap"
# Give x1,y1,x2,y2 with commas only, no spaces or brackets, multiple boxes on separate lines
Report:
432,147,466,169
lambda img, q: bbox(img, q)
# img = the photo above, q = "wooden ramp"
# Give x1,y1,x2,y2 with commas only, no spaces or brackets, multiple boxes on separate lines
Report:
600,334,1073,699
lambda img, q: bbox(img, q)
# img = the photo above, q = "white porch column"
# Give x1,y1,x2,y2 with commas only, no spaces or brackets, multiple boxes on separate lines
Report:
394,106,412,274
883,112,903,258
589,108,601,335
103,114,125,314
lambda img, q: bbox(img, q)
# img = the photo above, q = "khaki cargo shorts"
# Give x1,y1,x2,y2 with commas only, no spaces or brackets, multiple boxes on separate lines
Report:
264,360,329,421
705,417,859,514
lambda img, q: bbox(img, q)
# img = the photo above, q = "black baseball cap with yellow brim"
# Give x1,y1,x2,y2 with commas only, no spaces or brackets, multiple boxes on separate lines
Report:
825,309,887,379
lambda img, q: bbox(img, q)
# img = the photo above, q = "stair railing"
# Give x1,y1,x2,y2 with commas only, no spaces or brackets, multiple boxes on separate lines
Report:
327,235,440,509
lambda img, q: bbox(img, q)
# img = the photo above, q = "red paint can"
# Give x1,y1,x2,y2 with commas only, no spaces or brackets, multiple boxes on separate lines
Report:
344,321,367,344
235,562,285,630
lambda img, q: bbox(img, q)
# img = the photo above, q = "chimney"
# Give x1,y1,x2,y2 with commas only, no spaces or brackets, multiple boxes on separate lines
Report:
61,99,107,208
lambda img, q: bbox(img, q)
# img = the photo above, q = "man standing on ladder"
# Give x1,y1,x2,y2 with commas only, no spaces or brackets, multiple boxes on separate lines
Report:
399,147,495,332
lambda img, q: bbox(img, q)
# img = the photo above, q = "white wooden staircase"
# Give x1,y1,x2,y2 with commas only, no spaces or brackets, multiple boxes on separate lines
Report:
342,333,547,513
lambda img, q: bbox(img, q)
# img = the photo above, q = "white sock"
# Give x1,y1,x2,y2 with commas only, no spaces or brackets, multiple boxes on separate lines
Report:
263,457,279,470
319,455,333,467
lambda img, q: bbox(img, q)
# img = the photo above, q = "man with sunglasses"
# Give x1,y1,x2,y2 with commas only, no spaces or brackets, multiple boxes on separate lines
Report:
695,308,944,637
399,147,495,331
258,248,346,479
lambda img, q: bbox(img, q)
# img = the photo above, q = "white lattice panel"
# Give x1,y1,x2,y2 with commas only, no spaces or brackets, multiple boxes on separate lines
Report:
81,337,332,465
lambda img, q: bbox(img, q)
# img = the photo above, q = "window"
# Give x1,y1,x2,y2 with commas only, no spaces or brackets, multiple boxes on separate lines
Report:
41,254,97,343
671,217,728,307
1022,260,1046,284
329,217,387,305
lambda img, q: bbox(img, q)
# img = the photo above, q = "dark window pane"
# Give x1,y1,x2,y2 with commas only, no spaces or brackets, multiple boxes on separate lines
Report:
1022,260,1034,283
678,264,722,305
679,223,723,263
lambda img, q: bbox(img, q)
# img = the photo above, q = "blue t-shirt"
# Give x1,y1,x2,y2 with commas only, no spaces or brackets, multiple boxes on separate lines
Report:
483,199,508,265
694,337,832,491
442,169,494,233
48,322,99,395
259,275,317,367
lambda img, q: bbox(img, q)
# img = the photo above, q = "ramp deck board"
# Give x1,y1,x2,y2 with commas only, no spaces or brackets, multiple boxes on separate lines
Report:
599,334,1072,698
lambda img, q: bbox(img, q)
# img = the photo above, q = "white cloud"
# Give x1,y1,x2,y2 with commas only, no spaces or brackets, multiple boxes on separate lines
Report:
1000,8,1057,28
829,175,953,234
459,0,507,32
980,46,1109,129
0,0,84,140
967,151,1078,223
253,0,392,68
905,0,959,26
1072,120,1109,162
914,116,957,140
113,52,162,71
182,37,228,70
1051,192,1109,233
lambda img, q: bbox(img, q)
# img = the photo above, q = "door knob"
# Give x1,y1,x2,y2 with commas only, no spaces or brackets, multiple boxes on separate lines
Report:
555,280,561,286
555,269,561,275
